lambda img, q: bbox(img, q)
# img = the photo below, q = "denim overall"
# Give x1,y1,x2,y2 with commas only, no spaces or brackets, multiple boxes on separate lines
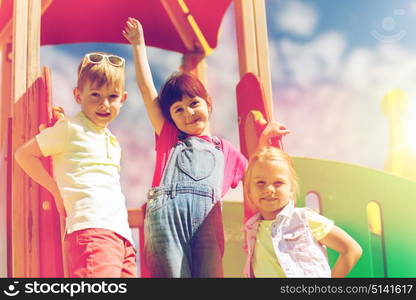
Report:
144,134,225,277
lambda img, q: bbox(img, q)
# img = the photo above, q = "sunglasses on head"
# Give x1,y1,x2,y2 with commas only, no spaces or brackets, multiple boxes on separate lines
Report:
83,53,125,67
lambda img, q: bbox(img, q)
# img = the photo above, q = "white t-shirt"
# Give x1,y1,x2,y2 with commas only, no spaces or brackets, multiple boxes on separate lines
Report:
36,112,134,247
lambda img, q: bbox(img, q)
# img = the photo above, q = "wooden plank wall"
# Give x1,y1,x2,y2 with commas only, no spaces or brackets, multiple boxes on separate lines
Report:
0,43,12,277
11,0,41,277
38,67,65,277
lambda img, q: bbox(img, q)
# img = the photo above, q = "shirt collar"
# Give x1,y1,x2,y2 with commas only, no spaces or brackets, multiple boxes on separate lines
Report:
77,111,109,134
245,213,262,229
245,200,296,230
275,200,295,221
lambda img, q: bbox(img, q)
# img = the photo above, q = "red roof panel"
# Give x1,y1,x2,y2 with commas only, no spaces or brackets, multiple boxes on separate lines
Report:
0,0,231,53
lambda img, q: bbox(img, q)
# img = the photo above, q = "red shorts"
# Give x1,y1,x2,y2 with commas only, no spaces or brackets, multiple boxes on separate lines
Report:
64,228,137,278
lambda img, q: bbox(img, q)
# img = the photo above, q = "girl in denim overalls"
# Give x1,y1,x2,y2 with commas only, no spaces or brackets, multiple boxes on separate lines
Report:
243,146,362,277
124,18,248,277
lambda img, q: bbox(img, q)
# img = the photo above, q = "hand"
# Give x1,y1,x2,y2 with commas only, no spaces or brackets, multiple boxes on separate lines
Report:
52,106,65,121
180,52,205,72
258,121,290,148
39,124,47,132
128,207,145,228
40,106,65,131
122,17,144,45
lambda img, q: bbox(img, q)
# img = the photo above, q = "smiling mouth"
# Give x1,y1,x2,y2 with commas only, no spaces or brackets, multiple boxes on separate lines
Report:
96,112,111,117
261,198,278,202
186,118,200,125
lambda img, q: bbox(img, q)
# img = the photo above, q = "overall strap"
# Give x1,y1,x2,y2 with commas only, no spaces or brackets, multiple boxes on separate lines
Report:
177,131,188,141
177,132,223,152
211,136,222,151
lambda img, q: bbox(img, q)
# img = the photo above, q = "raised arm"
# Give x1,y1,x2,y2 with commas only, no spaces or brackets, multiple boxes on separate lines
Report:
14,138,66,217
320,226,362,277
123,17,164,135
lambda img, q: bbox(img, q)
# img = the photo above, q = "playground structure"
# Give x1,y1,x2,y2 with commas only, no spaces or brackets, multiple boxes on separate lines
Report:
1,0,416,278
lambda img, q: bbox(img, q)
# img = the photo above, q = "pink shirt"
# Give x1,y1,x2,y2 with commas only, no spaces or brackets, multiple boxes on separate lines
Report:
152,121,247,197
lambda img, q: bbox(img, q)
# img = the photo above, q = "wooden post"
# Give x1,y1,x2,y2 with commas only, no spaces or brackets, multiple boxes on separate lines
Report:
37,67,65,277
252,0,273,119
0,10,14,279
233,0,258,77
1,44,12,155
161,0,209,84
11,0,29,278
0,43,12,278
27,0,42,277
160,0,214,55
180,52,207,86
234,0,273,120
11,0,42,277
234,0,276,221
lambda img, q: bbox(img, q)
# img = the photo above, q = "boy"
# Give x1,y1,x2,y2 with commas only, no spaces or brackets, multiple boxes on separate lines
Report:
15,52,137,278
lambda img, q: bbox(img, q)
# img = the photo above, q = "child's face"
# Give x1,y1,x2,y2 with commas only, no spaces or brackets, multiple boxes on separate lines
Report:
248,159,294,220
169,95,210,136
74,80,127,128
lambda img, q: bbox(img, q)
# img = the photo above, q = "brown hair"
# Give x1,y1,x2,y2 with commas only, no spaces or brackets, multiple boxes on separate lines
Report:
244,147,298,209
77,52,125,90
158,72,212,123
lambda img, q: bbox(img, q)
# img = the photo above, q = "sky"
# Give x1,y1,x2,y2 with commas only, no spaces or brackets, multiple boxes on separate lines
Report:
37,0,416,208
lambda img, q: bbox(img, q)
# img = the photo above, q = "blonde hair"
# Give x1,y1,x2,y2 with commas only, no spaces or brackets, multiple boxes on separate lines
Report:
243,147,298,209
77,52,125,90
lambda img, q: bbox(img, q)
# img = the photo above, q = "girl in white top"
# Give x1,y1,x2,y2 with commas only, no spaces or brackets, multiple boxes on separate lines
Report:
243,130,362,277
